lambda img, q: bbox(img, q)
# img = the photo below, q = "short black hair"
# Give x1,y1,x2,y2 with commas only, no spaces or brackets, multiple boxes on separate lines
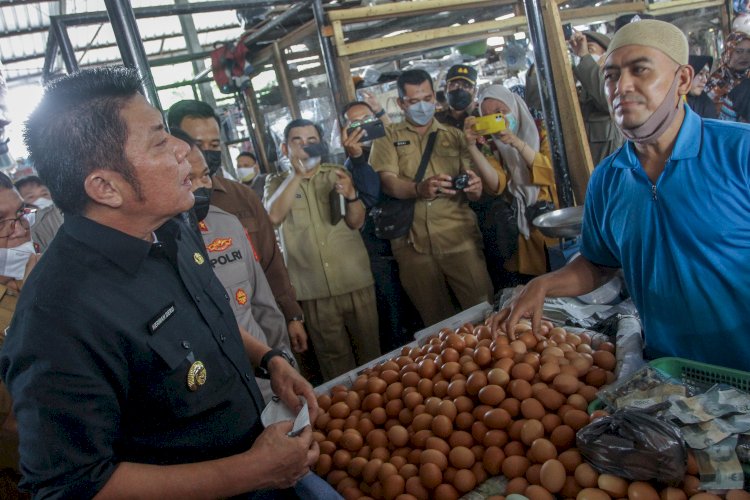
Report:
169,127,197,149
237,151,256,162
283,118,323,143
24,66,143,216
166,99,220,130
397,69,434,99
13,175,44,192
0,172,14,190
340,101,375,124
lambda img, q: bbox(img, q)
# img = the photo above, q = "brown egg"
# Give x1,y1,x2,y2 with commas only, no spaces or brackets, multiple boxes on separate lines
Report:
435,483,460,500
330,401,351,419
466,370,488,396
509,379,534,400
456,411,475,430
552,373,580,395
726,492,750,500
628,481,660,500
425,436,451,456
681,475,701,496
511,363,536,381
526,463,543,485
437,400,458,421
420,448,448,470
520,419,545,445
367,377,387,394
479,385,506,405
529,438,557,463
367,429,389,449
327,469,349,487
539,458,566,493
598,474,628,497
593,350,616,371
362,458,383,484
453,468,477,493
370,407,387,426
574,462,600,488
483,445,505,475
483,429,509,449
539,362,562,382
661,487,688,500
484,408,512,429
449,446,476,469
474,346,493,367
385,382,404,401
387,425,409,448
558,449,582,473
433,380,449,398
563,409,591,431
371,447,390,462
502,455,531,479
577,488,612,500
385,398,404,418
441,361,462,379
347,455,368,477
578,385,600,403
508,420,526,442
472,421,489,443
585,368,608,387
406,475,430,499
341,429,364,452
540,413,562,434
383,473,405,500
521,398,547,420
506,476,530,494
363,393,384,412
526,484,554,500
316,453,332,476
537,388,566,410
686,451,699,475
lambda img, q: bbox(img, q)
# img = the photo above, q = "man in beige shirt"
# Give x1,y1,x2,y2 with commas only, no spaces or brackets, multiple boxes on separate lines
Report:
265,119,380,380
369,69,493,326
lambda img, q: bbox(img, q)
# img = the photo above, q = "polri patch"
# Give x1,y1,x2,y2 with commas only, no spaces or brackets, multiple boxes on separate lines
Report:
394,140,410,147
148,302,176,334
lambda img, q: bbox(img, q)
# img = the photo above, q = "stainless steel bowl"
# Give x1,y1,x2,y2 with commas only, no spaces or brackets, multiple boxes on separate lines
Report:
532,205,584,239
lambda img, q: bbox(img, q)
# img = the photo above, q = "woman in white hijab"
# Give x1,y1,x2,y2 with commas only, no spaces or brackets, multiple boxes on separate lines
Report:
464,84,558,278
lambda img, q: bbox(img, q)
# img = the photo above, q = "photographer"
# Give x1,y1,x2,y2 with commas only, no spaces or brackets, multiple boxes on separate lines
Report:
464,84,559,282
369,70,493,326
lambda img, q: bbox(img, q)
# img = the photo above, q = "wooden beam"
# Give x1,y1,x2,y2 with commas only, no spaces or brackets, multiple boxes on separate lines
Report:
327,0,503,23
336,56,356,108
559,2,646,21
336,17,526,57
646,0,722,15
541,0,594,205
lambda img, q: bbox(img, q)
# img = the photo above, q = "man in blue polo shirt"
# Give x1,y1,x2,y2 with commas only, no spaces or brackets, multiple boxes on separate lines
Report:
498,20,750,371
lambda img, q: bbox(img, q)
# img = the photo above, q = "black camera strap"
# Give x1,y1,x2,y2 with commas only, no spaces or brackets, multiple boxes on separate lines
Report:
414,131,438,184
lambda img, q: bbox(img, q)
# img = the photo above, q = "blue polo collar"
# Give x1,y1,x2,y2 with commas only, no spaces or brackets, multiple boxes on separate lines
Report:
611,104,703,169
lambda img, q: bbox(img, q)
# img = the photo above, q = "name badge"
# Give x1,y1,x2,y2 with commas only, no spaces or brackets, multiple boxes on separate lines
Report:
148,302,176,334
394,140,411,147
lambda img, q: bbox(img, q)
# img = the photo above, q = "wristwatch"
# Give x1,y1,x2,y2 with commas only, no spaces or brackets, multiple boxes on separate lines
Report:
290,314,305,323
375,109,386,118
345,190,360,203
256,349,295,379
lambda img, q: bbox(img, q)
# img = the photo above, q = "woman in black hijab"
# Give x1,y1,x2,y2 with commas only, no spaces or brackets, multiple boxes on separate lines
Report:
687,55,718,119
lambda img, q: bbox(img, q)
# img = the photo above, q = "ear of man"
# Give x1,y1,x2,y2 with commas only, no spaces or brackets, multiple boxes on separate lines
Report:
676,64,694,96
83,170,127,208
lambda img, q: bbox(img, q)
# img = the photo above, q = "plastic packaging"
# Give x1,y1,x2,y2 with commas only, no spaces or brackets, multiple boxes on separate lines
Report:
577,407,687,484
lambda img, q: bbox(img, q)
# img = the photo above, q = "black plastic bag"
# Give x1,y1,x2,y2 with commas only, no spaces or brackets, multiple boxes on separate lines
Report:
576,407,687,484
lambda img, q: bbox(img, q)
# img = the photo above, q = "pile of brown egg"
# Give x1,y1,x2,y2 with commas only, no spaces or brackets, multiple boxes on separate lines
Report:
312,319,749,500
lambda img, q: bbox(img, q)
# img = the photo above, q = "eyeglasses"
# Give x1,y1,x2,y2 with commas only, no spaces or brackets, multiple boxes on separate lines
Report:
447,80,474,91
0,205,36,239
734,48,750,56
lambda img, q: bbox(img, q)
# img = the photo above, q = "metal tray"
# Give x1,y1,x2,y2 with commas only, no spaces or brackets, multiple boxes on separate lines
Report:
533,205,584,238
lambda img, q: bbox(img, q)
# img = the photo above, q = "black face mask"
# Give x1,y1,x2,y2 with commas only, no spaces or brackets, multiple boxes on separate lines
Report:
202,150,222,176
192,187,212,221
447,89,474,111
0,138,9,156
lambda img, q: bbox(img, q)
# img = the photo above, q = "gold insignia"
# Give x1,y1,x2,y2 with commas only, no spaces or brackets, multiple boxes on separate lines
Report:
187,360,207,391
193,252,205,265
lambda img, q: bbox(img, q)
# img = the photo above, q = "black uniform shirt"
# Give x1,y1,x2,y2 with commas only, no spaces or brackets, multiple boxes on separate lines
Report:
0,215,265,499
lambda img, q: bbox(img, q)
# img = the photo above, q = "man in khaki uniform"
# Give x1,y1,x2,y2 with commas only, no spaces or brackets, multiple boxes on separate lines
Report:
178,129,294,402
369,69,493,326
265,119,379,380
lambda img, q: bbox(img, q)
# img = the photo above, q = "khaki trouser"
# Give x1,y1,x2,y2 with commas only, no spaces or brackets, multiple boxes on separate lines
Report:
302,286,380,381
0,285,20,474
393,245,493,327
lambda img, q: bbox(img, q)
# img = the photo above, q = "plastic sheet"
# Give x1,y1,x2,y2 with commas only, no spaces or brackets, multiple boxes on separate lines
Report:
577,407,687,484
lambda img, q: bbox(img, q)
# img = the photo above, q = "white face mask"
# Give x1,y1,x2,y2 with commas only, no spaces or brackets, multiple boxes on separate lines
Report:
590,53,602,63
32,197,53,210
300,156,321,172
237,167,257,183
0,240,36,280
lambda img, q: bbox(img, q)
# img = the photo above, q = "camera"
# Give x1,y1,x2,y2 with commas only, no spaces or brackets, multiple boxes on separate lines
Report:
452,173,470,190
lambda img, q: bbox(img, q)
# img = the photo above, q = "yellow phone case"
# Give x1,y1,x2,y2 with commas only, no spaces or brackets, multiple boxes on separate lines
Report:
473,113,507,134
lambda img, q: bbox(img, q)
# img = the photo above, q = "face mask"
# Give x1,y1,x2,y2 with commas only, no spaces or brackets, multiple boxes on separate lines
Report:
300,157,321,172
237,167,257,183
405,101,436,126
618,71,682,144
0,138,8,156
192,187,212,221
590,53,602,63
504,113,519,133
32,197,53,210
0,240,35,280
361,140,373,149
447,89,473,111
202,150,223,176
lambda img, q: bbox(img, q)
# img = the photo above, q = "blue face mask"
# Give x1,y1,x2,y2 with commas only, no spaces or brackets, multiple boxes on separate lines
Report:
405,101,436,126
504,113,519,134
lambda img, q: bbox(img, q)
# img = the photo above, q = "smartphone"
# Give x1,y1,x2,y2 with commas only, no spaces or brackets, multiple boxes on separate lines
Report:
562,23,574,41
346,117,386,141
302,142,328,158
473,113,508,135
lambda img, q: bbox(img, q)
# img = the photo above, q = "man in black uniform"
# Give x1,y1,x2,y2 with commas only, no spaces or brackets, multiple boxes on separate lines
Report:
0,67,321,498
435,64,478,130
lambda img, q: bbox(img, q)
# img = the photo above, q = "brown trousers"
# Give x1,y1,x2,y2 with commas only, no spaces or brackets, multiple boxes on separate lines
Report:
393,245,493,327
302,286,380,381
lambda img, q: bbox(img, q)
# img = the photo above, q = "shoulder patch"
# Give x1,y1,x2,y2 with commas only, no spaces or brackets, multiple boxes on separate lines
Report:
198,220,208,233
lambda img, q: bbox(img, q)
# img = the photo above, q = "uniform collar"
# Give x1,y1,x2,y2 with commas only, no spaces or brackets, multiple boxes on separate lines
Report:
211,174,229,193
612,104,703,169
64,215,181,275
